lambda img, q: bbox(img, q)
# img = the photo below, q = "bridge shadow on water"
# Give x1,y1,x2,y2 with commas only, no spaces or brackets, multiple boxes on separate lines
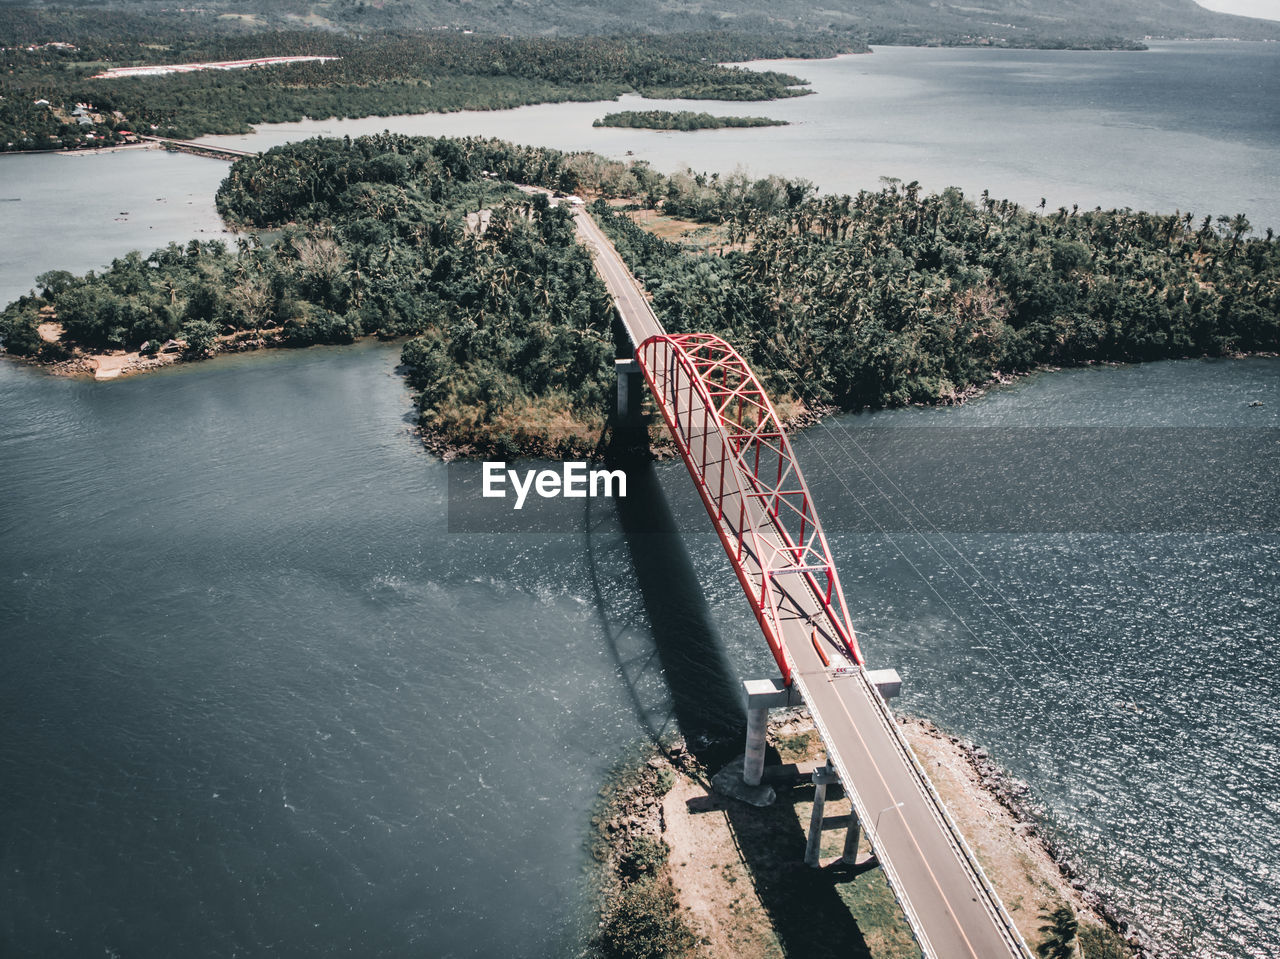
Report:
587,433,877,957
584,438,744,762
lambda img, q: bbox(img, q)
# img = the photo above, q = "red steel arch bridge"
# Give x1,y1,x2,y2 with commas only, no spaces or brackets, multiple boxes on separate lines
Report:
574,206,1033,959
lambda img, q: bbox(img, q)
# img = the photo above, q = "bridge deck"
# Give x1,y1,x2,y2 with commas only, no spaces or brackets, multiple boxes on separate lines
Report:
140,135,256,160
574,207,1029,959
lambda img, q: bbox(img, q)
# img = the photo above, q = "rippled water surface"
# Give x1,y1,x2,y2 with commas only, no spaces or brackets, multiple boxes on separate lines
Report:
2,347,1277,957
0,344,740,957
2,38,1279,959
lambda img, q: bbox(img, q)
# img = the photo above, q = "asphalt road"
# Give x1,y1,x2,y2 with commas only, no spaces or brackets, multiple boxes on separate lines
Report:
571,209,665,345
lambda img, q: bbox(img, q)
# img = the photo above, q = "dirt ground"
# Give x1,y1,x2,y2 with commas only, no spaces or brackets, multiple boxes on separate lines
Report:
896,716,1115,948
662,774,785,958
657,711,1129,958
624,209,745,254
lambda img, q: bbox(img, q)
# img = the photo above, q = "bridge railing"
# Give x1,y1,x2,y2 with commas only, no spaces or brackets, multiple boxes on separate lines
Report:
635,333,863,682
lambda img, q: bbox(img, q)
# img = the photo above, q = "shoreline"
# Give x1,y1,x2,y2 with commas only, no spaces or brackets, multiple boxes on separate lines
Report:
592,712,1147,958
2,142,159,159
6,342,1274,451
913,717,1162,957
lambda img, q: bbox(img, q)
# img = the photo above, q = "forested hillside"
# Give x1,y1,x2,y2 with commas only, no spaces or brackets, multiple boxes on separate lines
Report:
9,0,1277,42
6,0,1275,152
323,0,1280,42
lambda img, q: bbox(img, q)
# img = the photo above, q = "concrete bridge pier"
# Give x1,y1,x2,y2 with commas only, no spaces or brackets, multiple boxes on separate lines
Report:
746,669,901,866
805,763,839,866
742,670,902,788
802,764,868,867
742,677,803,787
614,358,644,430
842,804,863,864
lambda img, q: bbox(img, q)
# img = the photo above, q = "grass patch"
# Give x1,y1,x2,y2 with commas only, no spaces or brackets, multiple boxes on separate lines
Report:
599,875,698,959
1080,922,1131,958
773,730,818,762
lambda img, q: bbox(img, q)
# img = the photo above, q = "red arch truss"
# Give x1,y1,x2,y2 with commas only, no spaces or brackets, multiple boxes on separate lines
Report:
634,333,863,685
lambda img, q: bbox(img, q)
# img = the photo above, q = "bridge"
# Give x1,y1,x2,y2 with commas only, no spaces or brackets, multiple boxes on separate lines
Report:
573,208,1032,959
139,135,256,162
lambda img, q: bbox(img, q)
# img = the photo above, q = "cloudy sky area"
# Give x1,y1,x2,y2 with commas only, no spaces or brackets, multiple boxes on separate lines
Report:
1193,0,1280,19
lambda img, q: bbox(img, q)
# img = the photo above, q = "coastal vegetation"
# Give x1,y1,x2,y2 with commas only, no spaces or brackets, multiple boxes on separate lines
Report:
592,178,1279,410
0,135,619,454
0,11,839,151
4,0,1276,47
3,133,1277,455
8,0,1276,153
594,111,788,131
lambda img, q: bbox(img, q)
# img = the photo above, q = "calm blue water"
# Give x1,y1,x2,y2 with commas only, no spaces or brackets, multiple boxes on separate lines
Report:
2,344,1277,958
3,39,1279,959
202,41,1280,231
0,150,233,305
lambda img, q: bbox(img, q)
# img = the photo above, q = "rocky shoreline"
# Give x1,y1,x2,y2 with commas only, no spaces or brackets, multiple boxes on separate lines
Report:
591,714,1148,958
588,738,703,958
942,722,1163,958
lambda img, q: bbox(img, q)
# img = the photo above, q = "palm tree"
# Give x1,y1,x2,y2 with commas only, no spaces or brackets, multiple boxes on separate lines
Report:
1036,905,1078,959
1226,213,1252,259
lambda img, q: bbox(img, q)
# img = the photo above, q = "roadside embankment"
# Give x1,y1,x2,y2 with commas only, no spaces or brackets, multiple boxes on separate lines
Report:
589,713,1141,959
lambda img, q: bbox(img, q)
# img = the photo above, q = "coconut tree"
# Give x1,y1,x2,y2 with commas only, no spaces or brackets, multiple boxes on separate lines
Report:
1036,905,1078,959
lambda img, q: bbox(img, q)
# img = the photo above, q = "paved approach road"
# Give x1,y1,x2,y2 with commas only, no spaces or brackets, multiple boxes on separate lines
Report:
574,206,1031,959
572,208,665,346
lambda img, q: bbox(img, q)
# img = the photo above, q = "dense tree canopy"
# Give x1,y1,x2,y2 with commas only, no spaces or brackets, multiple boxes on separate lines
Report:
4,0,1274,44
1,13,837,151
1,135,617,454
593,111,787,131
3,134,1276,456
595,175,1279,410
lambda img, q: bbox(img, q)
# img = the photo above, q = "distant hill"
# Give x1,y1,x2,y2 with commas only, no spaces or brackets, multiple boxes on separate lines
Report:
4,0,1280,42
183,0,1280,42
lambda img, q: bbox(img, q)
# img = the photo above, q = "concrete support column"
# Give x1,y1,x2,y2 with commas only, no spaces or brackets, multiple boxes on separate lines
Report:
805,764,838,867
842,805,862,863
614,358,642,428
743,705,769,787
741,678,803,787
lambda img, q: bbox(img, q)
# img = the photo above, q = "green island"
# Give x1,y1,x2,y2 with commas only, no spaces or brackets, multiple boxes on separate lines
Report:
5,0,1280,947
4,0,1280,953
594,110,788,131
2,134,1277,460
